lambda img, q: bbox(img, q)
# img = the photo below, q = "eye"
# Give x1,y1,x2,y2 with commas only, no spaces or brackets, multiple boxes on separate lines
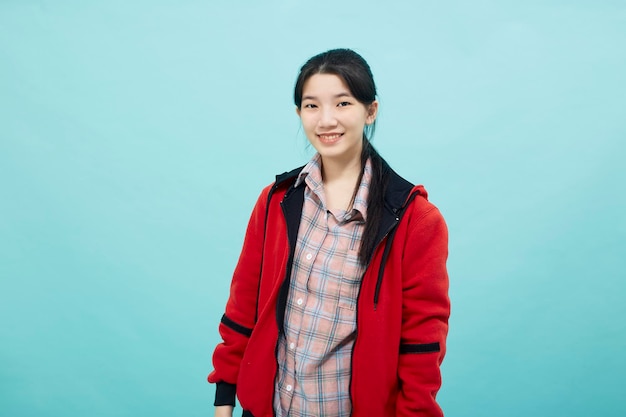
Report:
303,103,317,109
337,101,351,107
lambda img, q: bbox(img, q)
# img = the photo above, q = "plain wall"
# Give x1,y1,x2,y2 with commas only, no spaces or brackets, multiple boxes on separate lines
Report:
1,1,625,416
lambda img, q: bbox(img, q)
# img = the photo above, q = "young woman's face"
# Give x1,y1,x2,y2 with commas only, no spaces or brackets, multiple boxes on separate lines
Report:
298,73,377,164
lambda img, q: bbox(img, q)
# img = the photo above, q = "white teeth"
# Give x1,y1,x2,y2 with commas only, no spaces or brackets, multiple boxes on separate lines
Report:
320,134,341,139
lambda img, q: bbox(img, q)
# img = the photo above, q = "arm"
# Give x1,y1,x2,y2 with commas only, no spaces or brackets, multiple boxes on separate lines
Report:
214,405,233,417
397,206,450,417
208,185,273,406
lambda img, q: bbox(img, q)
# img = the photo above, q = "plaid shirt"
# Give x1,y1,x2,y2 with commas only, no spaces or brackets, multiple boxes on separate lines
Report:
274,154,372,417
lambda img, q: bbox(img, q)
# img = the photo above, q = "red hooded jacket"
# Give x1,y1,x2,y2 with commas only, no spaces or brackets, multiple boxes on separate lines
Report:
209,165,450,417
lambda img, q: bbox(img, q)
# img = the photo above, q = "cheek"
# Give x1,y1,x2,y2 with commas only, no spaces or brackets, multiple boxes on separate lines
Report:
300,116,317,131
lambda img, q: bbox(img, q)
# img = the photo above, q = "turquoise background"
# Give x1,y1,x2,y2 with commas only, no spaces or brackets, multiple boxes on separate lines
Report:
1,1,625,416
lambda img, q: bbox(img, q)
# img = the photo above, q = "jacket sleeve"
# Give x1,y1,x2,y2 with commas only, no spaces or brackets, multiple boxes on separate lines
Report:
207,184,273,406
397,204,450,417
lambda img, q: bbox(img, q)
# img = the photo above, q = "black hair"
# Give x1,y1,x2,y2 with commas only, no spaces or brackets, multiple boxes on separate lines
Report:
294,48,390,265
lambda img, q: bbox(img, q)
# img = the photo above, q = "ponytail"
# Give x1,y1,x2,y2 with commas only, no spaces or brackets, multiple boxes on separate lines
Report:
358,137,390,265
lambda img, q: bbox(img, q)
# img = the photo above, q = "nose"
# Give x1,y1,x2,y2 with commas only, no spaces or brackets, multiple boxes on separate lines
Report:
318,107,338,128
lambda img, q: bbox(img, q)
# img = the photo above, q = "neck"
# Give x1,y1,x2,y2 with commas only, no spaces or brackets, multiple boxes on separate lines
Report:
319,151,362,185
318,151,363,212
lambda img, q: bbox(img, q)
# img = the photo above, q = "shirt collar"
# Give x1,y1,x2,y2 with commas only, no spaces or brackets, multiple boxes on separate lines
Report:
295,153,372,221
295,153,323,194
352,159,371,221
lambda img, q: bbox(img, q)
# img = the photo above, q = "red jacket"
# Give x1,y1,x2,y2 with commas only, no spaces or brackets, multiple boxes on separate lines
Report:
209,166,450,417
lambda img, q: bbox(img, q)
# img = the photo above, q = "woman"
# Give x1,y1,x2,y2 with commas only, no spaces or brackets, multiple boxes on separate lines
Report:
209,48,450,417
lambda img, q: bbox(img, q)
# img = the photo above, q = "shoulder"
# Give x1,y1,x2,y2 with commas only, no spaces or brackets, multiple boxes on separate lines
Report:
403,185,447,245
275,165,306,186
268,164,307,197
385,165,445,228
384,166,415,211
254,164,307,207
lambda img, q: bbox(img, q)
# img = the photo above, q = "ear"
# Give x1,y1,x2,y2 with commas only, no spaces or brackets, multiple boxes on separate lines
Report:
366,100,378,125
295,106,301,117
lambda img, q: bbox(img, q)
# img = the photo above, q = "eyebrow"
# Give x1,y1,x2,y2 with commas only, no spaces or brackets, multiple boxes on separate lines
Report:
302,92,352,101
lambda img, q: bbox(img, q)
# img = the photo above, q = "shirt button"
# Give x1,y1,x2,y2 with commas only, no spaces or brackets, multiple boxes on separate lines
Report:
286,384,293,392
297,298,303,306
306,253,312,260
289,342,295,350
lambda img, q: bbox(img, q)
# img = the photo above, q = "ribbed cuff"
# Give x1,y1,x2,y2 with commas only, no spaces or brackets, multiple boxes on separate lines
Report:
214,381,237,406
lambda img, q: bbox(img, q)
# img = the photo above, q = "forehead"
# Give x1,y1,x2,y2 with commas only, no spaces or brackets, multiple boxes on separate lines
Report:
302,73,351,98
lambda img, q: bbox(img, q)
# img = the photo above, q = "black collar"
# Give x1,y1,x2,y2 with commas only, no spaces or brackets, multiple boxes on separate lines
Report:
274,163,415,212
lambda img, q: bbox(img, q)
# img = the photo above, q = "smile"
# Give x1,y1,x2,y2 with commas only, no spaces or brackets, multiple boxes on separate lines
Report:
317,133,343,143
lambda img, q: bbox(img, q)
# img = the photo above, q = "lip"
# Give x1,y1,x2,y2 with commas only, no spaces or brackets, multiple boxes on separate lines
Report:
317,132,344,144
